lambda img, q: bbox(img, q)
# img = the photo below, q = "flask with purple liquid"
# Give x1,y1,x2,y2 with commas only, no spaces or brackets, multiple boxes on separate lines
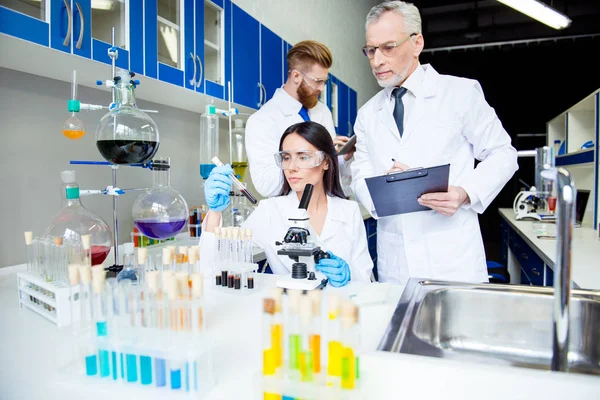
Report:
132,157,189,239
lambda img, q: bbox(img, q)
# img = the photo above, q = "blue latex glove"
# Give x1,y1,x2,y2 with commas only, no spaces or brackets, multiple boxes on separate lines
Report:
315,251,350,287
205,165,233,212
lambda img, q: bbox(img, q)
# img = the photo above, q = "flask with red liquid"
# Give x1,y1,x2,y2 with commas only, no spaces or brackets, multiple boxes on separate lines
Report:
44,170,113,266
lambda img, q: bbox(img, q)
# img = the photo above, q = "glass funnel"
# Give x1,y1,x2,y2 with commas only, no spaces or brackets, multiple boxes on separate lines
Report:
132,157,189,239
95,72,159,164
44,170,113,266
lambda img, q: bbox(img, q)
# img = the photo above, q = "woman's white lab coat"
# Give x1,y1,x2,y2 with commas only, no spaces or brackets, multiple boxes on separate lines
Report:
351,64,518,284
199,191,373,283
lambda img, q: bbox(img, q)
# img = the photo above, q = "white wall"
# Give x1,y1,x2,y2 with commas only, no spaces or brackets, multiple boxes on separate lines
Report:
231,0,382,107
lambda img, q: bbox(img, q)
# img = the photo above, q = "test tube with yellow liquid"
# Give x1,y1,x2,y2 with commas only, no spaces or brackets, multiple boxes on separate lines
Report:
340,300,360,390
307,291,322,378
263,298,282,400
270,288,284,371
326,294,342,387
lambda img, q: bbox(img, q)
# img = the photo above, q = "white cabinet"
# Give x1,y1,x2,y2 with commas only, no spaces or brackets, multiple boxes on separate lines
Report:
547,88,599,229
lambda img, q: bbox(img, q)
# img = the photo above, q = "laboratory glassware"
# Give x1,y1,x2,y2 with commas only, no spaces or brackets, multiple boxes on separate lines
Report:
132,157,189,240
326,293,342,388
116,253,138,284
63,70,86,140
44,170,112,266
222,190,255,227
231,119,248,181
95,70,159,164
340,300,359,390
212,157,258,205
200,105,219,180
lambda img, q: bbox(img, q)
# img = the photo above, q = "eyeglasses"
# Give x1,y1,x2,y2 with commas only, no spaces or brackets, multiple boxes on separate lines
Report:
361,33,418,59
297,70,329,89
274,150,325,170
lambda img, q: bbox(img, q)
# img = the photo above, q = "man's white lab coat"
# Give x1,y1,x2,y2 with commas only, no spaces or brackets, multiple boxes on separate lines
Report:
199,191,373,283
351,64,518,284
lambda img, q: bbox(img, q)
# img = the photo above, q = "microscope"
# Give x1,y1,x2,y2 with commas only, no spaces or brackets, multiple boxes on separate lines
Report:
514,147,557,221
275,184,330,291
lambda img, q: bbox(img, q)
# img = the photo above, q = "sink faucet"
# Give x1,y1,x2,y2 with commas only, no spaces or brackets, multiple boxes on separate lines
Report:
541,167,576,372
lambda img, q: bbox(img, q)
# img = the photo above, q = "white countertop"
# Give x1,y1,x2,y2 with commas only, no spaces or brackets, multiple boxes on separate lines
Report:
499,208,600,290
1,265,599,399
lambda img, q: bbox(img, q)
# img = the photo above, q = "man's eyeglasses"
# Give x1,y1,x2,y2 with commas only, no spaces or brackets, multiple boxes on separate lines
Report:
297,70,329,89
361,33,418,59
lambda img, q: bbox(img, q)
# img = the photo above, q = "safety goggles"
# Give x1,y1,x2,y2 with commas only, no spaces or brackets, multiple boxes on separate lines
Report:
274,150,325,170
361,33,418,59
296,70,329,89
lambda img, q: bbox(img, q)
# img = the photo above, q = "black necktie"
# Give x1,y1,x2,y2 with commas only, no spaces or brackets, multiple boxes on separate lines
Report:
392,87,408,137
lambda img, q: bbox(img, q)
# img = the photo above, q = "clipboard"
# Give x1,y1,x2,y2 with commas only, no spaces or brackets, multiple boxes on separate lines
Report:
365,164,450,217
336,134,357,156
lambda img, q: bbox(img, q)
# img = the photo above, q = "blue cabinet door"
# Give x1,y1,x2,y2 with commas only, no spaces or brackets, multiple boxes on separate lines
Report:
232,3,260,109
204,0,226,99
70,0,91,58
143,0,157,78
50,0,90,57
223,0,232,101
184,0,198,91
338,81,349,136
129,0,144,74
349,87,357,135
50,0,72,53
260,25,283,104
0,4,49,46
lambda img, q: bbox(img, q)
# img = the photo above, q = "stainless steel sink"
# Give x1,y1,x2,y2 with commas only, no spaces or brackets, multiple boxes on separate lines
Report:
378,279,600,375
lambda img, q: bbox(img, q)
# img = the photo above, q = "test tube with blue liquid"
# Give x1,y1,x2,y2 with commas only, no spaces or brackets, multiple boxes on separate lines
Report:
78,262,96,376
138,248,153,385
92,267,111,378
105,278,122,381
165,274,183,390
124,281,139,383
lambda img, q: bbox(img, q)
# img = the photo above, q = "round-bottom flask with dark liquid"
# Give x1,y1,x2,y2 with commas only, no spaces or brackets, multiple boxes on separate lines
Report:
95,71,159,165
132,158,189,240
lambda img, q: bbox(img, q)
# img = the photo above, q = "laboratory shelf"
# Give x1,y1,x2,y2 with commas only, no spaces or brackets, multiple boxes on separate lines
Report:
555,148,595,166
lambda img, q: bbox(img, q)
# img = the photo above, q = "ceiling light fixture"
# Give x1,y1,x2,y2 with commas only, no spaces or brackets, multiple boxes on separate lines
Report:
497,0,571,30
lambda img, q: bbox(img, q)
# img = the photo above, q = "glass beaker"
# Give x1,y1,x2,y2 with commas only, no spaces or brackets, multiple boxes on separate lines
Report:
232,118,248,181
44,170,113,266
132,157,189,239
95,71,160,164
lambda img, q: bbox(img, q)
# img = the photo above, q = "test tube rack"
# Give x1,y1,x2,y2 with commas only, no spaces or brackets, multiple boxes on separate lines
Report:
17,271,77,328
63,295,215,397
261,291,362,399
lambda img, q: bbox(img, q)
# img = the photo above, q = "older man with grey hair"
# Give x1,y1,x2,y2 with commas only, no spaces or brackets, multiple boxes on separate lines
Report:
351,1,518,284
